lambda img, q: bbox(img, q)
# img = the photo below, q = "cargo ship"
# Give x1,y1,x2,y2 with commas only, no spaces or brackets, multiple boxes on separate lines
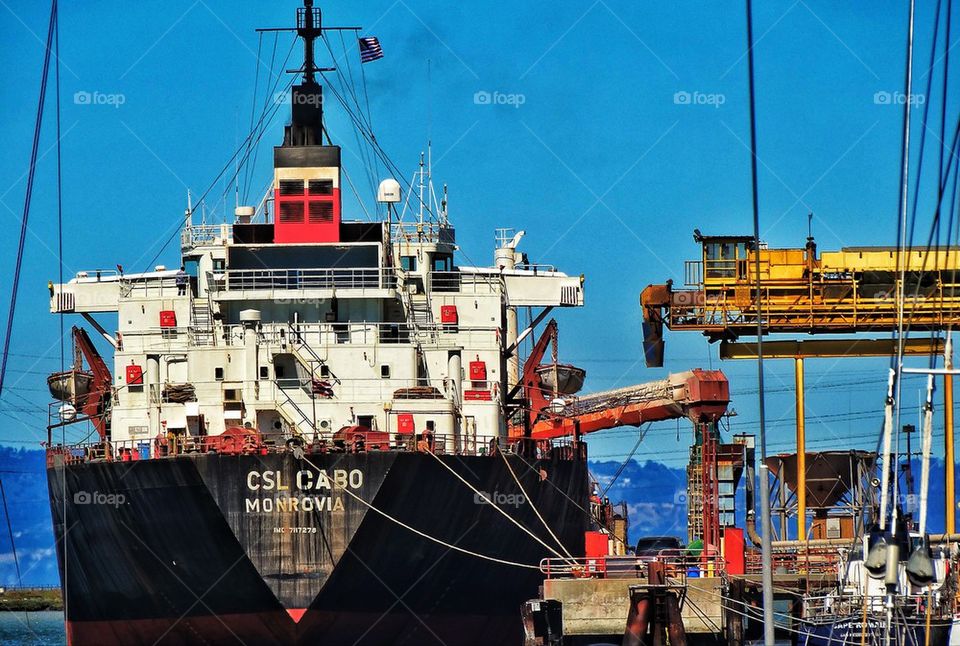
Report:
42,2,729,644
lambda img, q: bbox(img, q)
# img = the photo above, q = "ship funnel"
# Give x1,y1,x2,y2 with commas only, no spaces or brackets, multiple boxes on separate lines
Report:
764,451,876,512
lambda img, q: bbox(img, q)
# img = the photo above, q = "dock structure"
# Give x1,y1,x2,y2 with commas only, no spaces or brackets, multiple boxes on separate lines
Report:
523,545,850,644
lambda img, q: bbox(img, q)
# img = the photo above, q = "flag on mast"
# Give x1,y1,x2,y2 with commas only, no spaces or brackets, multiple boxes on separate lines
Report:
359,37,384,63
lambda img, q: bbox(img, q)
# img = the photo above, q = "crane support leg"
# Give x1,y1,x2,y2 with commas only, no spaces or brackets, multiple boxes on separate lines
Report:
796,357,806,542
946,337,955,534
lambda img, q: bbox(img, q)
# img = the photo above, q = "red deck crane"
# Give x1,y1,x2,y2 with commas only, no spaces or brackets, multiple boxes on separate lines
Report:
70,326,112,440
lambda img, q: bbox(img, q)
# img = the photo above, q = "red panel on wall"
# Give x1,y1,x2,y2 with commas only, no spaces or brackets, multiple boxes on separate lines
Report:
463,390,491,401
469,361,487,381
396,413,415,434
125,365,144,385
274,186,342,243
159,310,177,328
440,305,458,324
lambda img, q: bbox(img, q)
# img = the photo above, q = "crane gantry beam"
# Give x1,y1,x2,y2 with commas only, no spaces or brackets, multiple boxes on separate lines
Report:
641,232,960,539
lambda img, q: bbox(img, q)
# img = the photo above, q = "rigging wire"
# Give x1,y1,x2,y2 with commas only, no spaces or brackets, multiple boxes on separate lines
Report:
244,32,285,206
422,448,575,563
742,0,775,642
141,74,297,271
498,449,575,560
322,32,378,218
240,31,265,204
905,0,946,250
296,453,539,569
599,424,650,498
0,0,58,401
889,0,917,538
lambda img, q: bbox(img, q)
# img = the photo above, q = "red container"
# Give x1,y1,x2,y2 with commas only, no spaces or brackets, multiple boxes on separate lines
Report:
468,361,487,381
159,310,177,328
463,390,492,401
440,305,458,324
584,531,609,558
126,365,144,385
723,527,745,575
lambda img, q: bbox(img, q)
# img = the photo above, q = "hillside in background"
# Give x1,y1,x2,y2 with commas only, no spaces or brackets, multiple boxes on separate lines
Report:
0,448,950,586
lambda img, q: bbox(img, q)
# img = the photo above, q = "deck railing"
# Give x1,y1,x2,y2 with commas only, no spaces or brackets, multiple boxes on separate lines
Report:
540,548,725,580
46,432,581,466
208,268,397,293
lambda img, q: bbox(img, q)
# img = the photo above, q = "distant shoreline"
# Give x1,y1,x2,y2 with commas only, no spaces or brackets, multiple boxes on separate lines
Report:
0,587,62,612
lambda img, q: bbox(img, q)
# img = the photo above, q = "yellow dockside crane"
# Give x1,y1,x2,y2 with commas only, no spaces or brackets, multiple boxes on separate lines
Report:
641,232,960,540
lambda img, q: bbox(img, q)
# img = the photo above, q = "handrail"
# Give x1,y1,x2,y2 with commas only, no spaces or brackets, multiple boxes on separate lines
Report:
540,549,726,580
208,268,397,293
390,222,454,244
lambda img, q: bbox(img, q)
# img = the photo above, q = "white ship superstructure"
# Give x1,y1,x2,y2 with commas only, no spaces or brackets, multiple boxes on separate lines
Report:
49,157,584,451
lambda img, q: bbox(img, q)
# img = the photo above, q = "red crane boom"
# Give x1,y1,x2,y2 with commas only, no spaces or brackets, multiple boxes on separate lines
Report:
514,369,729,440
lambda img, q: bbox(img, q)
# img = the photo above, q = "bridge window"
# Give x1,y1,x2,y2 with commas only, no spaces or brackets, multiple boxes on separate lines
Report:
704,241,746,279
432,254,453,272
400,256,417,272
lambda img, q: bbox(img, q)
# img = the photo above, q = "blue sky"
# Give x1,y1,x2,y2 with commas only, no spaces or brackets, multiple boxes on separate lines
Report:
0,0,956,472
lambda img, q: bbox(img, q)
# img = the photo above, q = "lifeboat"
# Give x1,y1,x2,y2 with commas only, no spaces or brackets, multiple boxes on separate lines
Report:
47,370,94,402
535,363,586,395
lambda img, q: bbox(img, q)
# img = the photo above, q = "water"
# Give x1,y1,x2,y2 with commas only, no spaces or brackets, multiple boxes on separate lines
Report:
0,612,64,645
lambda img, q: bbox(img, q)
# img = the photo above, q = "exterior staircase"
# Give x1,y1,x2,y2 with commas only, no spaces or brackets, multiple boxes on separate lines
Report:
273,380,316,438
190,298,216,347
286,325,335,381
408,296,436,344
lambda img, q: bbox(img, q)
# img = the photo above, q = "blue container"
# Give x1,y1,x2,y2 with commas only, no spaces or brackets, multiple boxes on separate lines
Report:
138,443,151,460
686,568,700,578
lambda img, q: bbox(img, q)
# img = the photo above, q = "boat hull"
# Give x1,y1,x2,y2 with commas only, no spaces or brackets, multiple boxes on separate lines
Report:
48,449,590,645
798,615,953,646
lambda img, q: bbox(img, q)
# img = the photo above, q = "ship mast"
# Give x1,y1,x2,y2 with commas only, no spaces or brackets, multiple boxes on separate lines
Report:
256,0,359,147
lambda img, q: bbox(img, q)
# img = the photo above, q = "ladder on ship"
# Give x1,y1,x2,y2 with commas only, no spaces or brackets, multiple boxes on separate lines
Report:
408,295,435,343
190,298,215,347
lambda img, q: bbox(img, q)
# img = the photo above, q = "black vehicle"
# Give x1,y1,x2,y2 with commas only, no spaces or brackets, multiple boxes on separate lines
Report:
634,536,682,561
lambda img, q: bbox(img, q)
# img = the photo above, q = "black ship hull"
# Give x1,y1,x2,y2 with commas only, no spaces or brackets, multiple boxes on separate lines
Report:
47,449,590,645
798,615,953,646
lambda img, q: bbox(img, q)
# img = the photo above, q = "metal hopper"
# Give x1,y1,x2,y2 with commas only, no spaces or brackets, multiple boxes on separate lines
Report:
765,451,876,511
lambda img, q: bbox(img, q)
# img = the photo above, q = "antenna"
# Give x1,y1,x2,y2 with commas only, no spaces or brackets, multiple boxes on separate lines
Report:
807,212,813,239
418,151,425,225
